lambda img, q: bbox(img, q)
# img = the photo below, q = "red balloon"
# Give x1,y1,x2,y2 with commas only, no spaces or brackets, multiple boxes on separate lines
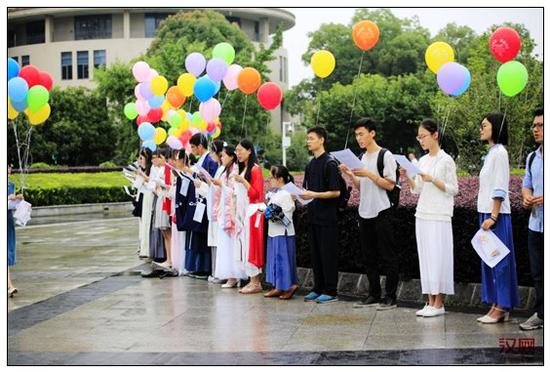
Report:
206,122,216,132
18,65,41,87
489,27,521,63
257,82,282,110
147,107,163,123
179,130,192,145
39,72,53,91
136,115,148,125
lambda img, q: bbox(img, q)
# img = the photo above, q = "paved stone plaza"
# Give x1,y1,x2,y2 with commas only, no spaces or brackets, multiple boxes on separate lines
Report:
7,217,544,365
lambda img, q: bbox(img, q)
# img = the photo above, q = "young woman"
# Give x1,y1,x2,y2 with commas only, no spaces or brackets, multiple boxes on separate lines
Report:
264,165,299,300
170,148,190,275
234,139,265,294
400,119,458,317
152,146,173,269
137,147,154,261
476,113,519,323
8,164,24,297
148,149,167,263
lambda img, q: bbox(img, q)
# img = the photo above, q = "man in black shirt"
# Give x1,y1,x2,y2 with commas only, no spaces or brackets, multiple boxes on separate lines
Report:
301,127,341,304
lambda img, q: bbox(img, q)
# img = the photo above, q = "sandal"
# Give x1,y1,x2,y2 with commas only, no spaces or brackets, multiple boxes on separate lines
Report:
279,285,299,300
240,282,262,294
264,288,283,298
8,287,18,298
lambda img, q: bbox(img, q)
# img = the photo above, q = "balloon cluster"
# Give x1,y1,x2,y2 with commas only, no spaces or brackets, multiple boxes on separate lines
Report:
490,27,528,97
425,42,471,97
8,58,54,125
124,42,283,151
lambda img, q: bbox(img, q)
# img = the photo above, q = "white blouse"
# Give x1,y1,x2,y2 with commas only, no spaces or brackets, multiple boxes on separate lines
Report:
477,144,511,214
266,189,295,237
411,150,458,222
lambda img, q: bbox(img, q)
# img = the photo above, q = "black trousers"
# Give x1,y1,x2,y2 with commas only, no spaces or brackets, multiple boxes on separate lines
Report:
308,224,338,297
527,229,544,319
359,208,399,299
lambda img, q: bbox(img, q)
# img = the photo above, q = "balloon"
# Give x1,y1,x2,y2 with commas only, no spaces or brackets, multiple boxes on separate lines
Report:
18,65,41,87
497,61,529,97
139,82,154,100
185,52,206,77
237,67,261,95
191,111,203,126
39,72,53,91
148,68,159,80
8,98,19,120
154,127,167,145
436,62,471,96
132,61,150,82
166,135,183,150
169,112,184,128
425,42,455,74
199,98,222,122
124,102,138,120
26,103,51,125
453,68,472,96
257,82,283,110
136,115,147,125
193,76,217,102
147,107,163,123
223,64,242,91
212,42,236,65
166,86,186,108
134,84,143,100
148,95,164,108
177,73,196,97
26,85,50,112
138,122,155,141
310,50,336,79
206,122,216,133
212,127,221,139
213,80,221,95
352,20,380,51
136,99,150,117
11,97,28,112
150,75,168,96
8,58,20,80
490,27,521,63
206,58,229,81
143,139,157,151
8,77,29,102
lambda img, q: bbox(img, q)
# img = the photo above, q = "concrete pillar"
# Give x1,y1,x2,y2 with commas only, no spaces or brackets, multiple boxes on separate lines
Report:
45,15,53,43
123,10,130,39
259,17,269,43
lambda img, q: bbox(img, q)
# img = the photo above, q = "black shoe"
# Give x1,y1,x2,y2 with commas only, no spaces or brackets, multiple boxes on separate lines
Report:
353,295,381,308
376,297,397,310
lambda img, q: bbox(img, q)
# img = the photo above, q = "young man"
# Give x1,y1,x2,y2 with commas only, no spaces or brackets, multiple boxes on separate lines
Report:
520,108,544,331
340,118,400,310
301,126,341,304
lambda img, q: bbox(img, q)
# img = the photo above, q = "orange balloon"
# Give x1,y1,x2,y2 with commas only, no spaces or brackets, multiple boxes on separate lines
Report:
166,86,186,108
352,20,380,51
237,67,261,95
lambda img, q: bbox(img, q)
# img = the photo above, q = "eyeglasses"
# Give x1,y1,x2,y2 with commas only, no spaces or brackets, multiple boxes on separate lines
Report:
416,134,429,141
531,123,543,130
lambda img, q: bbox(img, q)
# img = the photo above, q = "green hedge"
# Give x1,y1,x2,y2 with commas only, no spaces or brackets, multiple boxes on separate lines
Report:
22,186,129,206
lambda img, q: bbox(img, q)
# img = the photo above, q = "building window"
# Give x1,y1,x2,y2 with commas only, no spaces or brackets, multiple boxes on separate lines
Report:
145,13,169,37
254,21,260,42
226,16,241,28
77,51,89,79
21,55,30,67
93,50,106,69
74,15,112,40
8,29,16,48
25,20,45,44
61,52,72,80
12,56,19,63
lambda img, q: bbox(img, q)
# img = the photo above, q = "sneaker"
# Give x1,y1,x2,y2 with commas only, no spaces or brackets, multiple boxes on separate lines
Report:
519,313,544,330
152,261,172,271
304,291,321,302
416,303,429,316
189,273,209,280
315,294,339,304
207,275,215,283
376,297,397,311
353,295,381,308
422,305,445,317
211,277,225,284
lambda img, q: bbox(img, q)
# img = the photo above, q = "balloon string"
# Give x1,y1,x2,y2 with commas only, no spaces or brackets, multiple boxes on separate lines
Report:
11,121,24,181
188,96,193,113
439,104,452,146
344,50,365,149
315,94,322,126
498,104,507,143
241,94,249,138
221,89,232,109
498,90,502,112
20,126,33,193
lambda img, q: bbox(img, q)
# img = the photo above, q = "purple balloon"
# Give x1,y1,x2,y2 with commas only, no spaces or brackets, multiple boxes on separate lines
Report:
139,81,154,100
437,62,470,96
185,52,206,77
206,58,228,81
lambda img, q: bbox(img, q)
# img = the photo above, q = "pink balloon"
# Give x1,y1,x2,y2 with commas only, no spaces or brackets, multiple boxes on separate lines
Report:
222,64,242,91
134,84,143,100
166,135,183,150
185,143,192,154
132,61,150,82
136,99,150,117
199,98,222,122
148,68,159,80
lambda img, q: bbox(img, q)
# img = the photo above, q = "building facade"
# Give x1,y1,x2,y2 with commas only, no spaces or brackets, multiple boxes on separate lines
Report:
8,8,295,132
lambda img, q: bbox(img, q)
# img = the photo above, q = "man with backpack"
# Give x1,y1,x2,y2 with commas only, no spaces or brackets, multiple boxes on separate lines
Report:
340,118,400,310
300,126,342,304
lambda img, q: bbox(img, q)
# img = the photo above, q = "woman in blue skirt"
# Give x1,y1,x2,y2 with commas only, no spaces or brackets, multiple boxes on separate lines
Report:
264,165,299,300
8,164,23,297
476,113,519,323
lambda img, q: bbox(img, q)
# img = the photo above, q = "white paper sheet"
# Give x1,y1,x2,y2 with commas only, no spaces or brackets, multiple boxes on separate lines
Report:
394,154,421,177
179,177,190,196
281,182,312,206
470,228,510,268
196,166,213,182
8,199,20,210
330,149,364,169
13,200,32,226
193,201,206,222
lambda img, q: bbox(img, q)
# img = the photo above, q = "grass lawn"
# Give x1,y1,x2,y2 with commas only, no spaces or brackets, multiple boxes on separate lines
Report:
9,172,129,189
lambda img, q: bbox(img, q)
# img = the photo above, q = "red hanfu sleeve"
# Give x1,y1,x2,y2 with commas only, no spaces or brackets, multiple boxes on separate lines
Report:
247,165,265,203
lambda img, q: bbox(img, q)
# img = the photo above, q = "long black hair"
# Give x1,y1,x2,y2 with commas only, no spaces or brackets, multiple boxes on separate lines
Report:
237,139,257,182
483,112,508,145
271,165,294,185
221,144,237,180
210,139,225,163
171,149,189,167
139,147,153,176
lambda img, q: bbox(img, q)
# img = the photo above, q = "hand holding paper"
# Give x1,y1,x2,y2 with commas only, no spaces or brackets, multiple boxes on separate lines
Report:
394,155,421,177
330,149,364,170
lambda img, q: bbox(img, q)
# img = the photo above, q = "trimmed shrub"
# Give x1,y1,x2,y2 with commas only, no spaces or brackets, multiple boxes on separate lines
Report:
23,186,129,206
29,162,53,169
99,161,118,168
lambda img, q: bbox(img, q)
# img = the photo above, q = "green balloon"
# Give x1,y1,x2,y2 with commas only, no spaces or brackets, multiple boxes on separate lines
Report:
192,111,202,125
497,61,528,97
169,113,183,128
168,127,178,136
124,102,138,120
27,85,50,112
212,42,235,65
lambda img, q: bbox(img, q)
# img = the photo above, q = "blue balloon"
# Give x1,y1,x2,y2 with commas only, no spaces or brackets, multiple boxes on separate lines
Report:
452,67,472,96
148,95,164,108
8,58,20,80
11,97,28,112
143,140,157,151
193,76,217,102
138,122,155,141
213,79,221,95
8,77,29,102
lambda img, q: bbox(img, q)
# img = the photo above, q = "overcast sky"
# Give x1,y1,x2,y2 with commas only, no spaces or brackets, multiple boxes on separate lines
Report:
281,7,543,87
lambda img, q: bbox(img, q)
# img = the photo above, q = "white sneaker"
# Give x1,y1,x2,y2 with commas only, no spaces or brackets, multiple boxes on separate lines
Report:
416,304,429,316
423,305,445,317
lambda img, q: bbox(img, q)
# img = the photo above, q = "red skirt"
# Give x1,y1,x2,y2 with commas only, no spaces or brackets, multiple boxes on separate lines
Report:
247,211,265,268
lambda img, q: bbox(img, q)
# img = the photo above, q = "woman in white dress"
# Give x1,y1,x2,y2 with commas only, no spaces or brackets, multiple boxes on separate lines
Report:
169,148,190,275
136,147,155,261
400,119,458,317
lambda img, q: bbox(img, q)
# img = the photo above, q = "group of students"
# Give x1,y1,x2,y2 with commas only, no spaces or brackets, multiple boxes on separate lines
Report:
131,107,543,329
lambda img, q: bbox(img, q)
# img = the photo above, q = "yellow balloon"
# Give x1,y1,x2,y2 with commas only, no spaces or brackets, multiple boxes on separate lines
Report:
310,50,336,78
153,127,167,145
150,75,169,95
212,127,221,139
177,73,196,97
26,103,51,125
425,42,455,74
8,98,19,120
161,100,172,122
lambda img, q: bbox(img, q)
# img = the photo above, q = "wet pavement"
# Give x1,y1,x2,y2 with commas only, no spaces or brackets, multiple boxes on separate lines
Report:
7,217,544,365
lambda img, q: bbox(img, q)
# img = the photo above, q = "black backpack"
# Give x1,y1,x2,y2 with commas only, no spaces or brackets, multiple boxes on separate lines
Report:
376,148,401,209
526,151,536,176
304,155,352,212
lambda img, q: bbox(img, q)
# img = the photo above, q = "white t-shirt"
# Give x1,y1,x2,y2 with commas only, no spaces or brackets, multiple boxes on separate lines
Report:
358,149,397,219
